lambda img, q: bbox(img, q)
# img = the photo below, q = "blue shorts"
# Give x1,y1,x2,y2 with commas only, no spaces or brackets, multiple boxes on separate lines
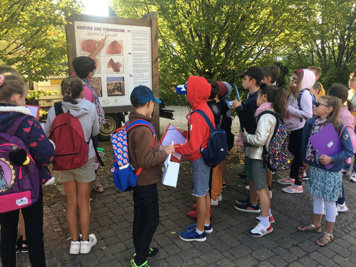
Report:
191,157,211,197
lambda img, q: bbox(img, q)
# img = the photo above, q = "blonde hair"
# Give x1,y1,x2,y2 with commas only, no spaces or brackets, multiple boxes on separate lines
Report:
0,65,27,104
287,70,303,98
319,96,342,129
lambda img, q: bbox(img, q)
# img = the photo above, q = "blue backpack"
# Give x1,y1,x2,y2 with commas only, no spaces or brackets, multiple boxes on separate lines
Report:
297,89,316,122
191,110,228,168
111,120,155,192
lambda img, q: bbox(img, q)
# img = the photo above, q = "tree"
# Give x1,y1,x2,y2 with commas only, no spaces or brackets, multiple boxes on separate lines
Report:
0,0,82,81
111,0,316,103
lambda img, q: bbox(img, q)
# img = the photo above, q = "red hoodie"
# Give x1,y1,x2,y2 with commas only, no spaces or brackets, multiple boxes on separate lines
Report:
175,76,215,161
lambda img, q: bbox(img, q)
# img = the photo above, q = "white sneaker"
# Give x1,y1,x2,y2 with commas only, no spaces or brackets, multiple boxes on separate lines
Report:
270,190,272,199
69,240,81,255
80,234,97,254
218,195,222,201
337,203,348,212
349,172,356,182
342,168,351,176
246,185,250,190
211,198,219,206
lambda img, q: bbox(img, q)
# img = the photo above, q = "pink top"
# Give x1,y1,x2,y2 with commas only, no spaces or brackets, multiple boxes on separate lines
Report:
84,86,94,103
339,106,356,152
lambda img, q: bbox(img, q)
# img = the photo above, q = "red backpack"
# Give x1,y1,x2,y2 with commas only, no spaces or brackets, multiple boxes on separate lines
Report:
49,102,88,170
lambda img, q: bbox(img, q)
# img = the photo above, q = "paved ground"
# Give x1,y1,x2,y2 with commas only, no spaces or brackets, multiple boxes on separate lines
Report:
8,107,356,266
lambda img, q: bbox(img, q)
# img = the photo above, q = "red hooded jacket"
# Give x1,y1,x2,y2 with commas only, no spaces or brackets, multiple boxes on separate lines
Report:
175,76,215,161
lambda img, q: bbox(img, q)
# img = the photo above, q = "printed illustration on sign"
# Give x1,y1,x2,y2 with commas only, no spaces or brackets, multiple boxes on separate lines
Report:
107,77,125,96
89,77,102,97
106,57,124,74
106,40,123,55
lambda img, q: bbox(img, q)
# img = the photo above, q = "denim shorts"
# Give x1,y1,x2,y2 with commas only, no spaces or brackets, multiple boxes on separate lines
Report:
191,157,211,197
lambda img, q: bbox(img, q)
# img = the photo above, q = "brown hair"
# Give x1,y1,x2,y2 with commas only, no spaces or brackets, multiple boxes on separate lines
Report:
327,83,353,111
259,84,287,118
287,70,303,98
0,66,27,104
308,66,322,77
263,65,281,84
61,76,84,104
319,96,342,129
207,79,219,100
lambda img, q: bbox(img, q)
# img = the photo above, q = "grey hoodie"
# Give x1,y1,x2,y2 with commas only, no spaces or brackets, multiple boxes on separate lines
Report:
45,99,100,161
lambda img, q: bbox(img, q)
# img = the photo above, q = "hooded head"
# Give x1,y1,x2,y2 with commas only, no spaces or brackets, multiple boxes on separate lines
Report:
300,69,316,91
222,82,232,99
186,76,211,109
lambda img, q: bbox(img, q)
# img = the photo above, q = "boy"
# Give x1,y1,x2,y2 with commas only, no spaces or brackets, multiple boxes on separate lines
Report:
175,76,215,242
263,65,280,86
128,86,175,267
232,66,264,213
308,66,325,99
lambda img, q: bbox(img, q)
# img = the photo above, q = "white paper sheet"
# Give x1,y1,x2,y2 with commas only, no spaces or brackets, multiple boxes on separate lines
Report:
161,124,186,160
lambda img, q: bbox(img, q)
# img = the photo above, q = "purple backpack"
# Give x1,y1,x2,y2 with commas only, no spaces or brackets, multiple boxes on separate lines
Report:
0,115,40,213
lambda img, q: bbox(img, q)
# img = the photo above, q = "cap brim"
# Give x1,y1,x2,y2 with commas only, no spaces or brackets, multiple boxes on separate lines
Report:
154,98,161,104
237,72,246,77
176,87,187,95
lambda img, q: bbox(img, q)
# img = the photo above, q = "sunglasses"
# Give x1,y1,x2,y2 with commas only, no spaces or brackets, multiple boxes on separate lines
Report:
314,102,329,108
290,77,298,81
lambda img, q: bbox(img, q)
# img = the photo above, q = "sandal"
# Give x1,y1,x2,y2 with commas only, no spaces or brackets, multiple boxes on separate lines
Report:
92,183,104,193
297,224,321,232
317,232,334,246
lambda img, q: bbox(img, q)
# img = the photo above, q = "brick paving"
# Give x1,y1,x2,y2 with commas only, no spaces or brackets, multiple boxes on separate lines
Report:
8,107,356,266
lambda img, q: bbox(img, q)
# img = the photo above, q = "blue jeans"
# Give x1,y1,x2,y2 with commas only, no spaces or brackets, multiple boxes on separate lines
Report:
337,182,345,205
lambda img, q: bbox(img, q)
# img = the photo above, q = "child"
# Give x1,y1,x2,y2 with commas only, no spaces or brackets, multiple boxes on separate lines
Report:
308,66,325,98
311,82,322,98
242,84,287,237
347,72,356,181
298,96,353,246
175,76,214,242
127,86,174,267
45,76,100,255
233,66,264,213
221,82,234,151
263,65,281,198
328,83,356,212
277,69,315,193
0,69,55,266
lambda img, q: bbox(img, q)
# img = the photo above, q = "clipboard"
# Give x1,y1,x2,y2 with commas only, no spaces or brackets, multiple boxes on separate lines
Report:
159,123,186,162
25,105,40,120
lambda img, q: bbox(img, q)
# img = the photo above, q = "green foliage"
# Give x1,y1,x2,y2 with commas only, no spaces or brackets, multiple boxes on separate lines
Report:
0,0,82,82
26,90,59,100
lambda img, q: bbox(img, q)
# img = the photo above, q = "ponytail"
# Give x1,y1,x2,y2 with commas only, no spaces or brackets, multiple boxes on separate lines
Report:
260,83,287,118
347,100,353,112
61,76,84,104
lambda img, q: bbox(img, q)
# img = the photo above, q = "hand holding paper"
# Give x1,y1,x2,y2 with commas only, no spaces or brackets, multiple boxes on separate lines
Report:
319,155,333,165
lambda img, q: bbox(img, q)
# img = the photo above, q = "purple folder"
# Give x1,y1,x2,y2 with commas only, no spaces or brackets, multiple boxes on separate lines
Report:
309,123,342,170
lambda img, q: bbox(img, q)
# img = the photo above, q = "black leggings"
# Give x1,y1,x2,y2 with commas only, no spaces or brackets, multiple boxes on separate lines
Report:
288,128,304,186
0,188,46,267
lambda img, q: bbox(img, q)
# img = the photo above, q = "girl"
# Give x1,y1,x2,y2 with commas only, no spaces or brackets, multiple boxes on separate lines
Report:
278,69,315,193
0,68,55,266
298,96,353,246
328,83,356,212
347,71,356,182
242,84,287,237
45,76,100,254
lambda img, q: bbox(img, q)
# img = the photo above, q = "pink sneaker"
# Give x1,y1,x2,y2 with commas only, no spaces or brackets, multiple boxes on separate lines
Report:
282,184,303,194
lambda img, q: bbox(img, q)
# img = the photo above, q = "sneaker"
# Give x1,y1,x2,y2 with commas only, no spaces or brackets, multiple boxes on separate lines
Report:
341,168,351,176
131,259,149,267
179,229,206,242
282,184,303,194
211,198,219,206
250,223,273,237
193,203,197,210
337,203,348,212
21,240,28,253
186,224,213,233
235,197,250,205
218,195,222,201
245,185,250,190
134,247,159,258
277,177,295,185
80,234,97,254
349,172,356,182
222,181,226,189
188,209,213,221
303,171,309,180
69,240,81,255
270,189,273,199
255,215,275,224
16,235,23,253
234,202,260,213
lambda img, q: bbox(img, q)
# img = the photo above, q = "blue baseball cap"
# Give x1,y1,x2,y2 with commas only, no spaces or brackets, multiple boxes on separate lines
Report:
130,85,161,106
176,83,187,95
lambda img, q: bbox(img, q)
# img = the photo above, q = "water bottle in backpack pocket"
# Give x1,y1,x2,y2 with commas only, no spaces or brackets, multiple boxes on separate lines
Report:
0,116,40,213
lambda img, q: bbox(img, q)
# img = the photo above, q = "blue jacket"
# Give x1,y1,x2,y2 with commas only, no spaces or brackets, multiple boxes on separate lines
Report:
302,117,354,172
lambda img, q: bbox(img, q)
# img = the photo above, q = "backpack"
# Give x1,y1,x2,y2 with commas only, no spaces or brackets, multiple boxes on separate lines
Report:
191,110,228,168
111,119,155,191
297,89,316,122
0,115,40,213
257,110,294,171
49,102,89,170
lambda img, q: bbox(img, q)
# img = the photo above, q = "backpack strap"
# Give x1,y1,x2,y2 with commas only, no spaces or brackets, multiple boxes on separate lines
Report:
7,115,31,136
297,89,308,122
351,92,356,107
126,119,156,176
191,110,215,132
54,101,65,116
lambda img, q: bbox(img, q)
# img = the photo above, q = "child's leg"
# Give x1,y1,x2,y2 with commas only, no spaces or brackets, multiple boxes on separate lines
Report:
63,180,79,241
312,196,323,227
133,184,159,265
266,170,272,188
249,182,259,206
0,209,20,266
196,193,210,231
256,186,270,218
211,162,223,200
288,129,304,186
337,182,345,205
19,210,26,241
324,200,337,234
77,181,93,241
